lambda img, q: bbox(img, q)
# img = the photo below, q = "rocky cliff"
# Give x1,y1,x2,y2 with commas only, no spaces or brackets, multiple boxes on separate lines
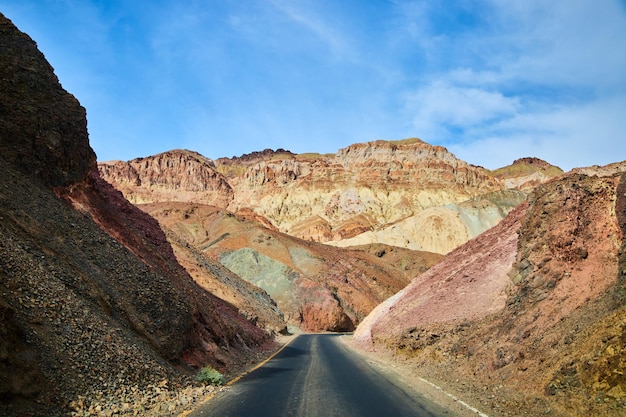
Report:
354,167,626,416
0,14,95,187
99,149,234,207
0,14,273,417
226,139,504,242
100,139,519,254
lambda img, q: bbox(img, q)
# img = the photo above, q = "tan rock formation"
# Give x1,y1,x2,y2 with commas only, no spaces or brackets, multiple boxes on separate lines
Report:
225,139,504,241
330,190,526,254
491,157,564,190
99,139,509,254
99,149,233,207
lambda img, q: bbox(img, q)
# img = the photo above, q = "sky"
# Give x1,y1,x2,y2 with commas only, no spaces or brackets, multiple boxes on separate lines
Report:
1,0,625,171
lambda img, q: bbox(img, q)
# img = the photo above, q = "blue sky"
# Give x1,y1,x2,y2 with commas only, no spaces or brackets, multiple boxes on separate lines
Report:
1,0,625,170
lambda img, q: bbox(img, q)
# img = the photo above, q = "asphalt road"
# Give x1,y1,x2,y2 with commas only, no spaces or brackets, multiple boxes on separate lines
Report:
187,334,448,417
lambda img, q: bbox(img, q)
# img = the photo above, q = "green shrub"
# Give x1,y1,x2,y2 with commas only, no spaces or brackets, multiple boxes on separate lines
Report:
195,366,224,386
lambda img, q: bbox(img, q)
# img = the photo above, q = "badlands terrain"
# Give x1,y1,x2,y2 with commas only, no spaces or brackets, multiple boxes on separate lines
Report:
1,14,275,416
2,12,626,417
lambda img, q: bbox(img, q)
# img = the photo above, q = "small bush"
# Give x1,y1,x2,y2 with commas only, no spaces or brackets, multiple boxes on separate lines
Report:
195,366,224,386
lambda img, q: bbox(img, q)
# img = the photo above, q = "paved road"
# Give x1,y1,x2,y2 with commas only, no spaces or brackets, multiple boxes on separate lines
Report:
188,334,448,417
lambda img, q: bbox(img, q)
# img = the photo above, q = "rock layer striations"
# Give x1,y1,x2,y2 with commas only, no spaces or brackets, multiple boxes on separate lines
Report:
100,139,522,254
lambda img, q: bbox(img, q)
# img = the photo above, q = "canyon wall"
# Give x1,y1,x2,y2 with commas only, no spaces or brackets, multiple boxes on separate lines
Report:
354,168,626,416
0,14,272,416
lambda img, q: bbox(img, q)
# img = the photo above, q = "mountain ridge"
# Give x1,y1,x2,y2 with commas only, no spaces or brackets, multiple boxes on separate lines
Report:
99,140,545,254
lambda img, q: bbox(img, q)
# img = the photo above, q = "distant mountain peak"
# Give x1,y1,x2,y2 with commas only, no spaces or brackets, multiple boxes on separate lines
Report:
491,157,563,190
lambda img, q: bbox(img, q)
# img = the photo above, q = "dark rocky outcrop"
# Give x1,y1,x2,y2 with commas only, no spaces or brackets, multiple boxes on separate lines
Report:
0,13,273,416
0,15,95,187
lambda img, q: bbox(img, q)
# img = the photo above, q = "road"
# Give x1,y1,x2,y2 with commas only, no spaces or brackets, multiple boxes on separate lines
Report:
187,334,449,417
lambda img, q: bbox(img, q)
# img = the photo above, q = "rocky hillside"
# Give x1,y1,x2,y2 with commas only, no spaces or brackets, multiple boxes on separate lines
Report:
354,167,626,416
227,139,502,238
0,14,274,417
99,149,234,207
327,189,526,254
140,202,442,332
490,157,564,190
99,140,525,254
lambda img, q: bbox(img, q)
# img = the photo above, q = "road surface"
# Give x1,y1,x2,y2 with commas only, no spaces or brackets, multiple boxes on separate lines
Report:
188,334,449,417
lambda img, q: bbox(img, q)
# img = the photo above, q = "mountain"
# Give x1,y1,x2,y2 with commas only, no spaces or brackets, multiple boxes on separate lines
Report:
98,142,525,331
0,14,274,416
98,149,234,207
490,157,564,190
139,202,442,332
99,141,525,254
354,167,626,416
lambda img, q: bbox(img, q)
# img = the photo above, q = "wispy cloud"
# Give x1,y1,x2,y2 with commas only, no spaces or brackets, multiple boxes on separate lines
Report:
395,0,626,170
266,0,354,61
3,0,624,169
404,81,521,141
447,94,626,170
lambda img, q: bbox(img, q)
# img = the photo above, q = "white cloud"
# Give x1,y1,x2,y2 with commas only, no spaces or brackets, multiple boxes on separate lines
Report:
447,93,626,170
396,0,626,170
405,81,521,140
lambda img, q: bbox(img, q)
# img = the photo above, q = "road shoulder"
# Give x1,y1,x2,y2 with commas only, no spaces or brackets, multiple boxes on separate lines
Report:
339,334,489,417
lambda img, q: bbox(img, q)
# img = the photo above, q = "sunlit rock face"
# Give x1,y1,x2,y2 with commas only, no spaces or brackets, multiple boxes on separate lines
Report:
98,149,234,207
491,157,564,191
101,138,519,254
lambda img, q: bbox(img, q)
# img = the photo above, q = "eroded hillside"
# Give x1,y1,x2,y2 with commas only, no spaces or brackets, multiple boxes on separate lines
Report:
99,140,523,254
140,202,442,332
490,157,564,190
0,14,274,416
354,168,626,416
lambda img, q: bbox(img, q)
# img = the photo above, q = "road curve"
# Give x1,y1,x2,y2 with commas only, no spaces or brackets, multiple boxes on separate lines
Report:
187,334,448,417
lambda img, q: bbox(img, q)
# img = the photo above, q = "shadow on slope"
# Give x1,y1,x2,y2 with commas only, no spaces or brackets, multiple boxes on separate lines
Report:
0,14,273,416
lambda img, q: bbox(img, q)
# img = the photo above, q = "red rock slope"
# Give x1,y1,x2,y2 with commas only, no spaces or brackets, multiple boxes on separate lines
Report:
140,202,442,332
354,201,527,344
354,168,626,416
0,14,272,417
